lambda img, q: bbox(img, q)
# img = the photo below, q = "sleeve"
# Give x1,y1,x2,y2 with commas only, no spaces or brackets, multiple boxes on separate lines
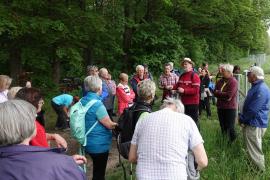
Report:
188,118,204,150
131,119,143,145
215,79,238,100
96,104,109,120
184,73,200,95
101,83,109,101
239,89,267,124
130,78,138,94
30,121,49,148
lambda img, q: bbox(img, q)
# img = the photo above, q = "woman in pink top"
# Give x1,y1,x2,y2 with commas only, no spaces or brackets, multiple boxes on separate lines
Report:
116,73,135,115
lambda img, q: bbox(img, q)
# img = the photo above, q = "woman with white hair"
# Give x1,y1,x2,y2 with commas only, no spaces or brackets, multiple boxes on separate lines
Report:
0,100,86,180
0,75,12,103
130,65,146,102
82,75,117,180
214,64,238,142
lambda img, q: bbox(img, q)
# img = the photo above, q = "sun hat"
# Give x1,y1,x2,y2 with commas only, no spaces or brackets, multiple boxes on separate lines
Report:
181,57,195,67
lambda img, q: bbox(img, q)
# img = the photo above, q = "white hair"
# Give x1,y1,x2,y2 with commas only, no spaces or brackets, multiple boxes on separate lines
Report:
137,79,156,101
0,100,36,146
84,75,102,93
7,86,22,100
136,65,144,72
222,64,234,74
99,68,108,79
161,97,185,113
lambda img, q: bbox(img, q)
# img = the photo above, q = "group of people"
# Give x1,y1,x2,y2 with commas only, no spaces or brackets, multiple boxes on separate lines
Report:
0,56,270,179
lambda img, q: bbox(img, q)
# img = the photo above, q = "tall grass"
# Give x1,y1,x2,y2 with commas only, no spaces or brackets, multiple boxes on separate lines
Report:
106,57,270,179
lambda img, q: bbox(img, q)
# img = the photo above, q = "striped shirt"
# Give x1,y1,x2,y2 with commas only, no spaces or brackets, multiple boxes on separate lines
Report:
159,73,179,100
131,108,204,180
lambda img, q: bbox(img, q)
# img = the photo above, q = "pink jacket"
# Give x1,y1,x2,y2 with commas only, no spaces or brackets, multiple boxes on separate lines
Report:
116,84,135,115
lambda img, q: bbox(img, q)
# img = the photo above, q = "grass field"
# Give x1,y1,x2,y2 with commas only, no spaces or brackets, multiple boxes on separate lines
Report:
42,56,270,179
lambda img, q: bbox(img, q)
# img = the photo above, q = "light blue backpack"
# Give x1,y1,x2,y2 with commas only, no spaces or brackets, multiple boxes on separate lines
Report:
69,99,99,146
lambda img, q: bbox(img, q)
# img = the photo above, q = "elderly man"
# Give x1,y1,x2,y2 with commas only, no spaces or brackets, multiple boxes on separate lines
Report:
159,63,179,100
129,98,208,179
214,64,238,142
239,66,270,171
174,58,201,128
130,65,146,102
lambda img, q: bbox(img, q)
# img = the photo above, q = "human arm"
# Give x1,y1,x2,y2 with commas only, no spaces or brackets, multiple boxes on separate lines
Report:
129,144,138,163
192,143,208,170
214,78,237,100
46,133,67,149
180,73,200,95
99,116,117,129
116,87,134,103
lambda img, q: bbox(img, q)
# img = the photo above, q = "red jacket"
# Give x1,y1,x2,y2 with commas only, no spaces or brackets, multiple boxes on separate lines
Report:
30,120,49,148
174,71,200,105
116,84,135,115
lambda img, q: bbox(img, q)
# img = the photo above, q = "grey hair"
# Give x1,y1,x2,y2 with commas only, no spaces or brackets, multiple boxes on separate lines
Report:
0,100,36,146
136,65,144,72
222,64,234,74
137,79,156,101
84,75,102,93
99,68,108,79
7,86,22,100
161,97,185,113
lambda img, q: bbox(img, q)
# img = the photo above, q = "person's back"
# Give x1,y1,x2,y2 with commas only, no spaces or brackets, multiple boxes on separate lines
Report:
132,108,203,179
0,145,86,180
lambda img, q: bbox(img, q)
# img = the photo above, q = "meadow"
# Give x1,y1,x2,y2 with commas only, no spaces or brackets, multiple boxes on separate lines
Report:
42,56,270,180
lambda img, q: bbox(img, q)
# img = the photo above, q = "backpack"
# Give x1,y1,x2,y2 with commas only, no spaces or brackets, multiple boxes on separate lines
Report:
115,103,151,159
69,99,98,146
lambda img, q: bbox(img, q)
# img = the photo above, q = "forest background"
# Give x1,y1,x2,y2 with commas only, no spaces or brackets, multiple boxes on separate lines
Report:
0,0,270,93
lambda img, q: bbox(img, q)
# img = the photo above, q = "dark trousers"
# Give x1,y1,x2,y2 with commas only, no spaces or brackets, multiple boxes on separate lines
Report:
199,97,211,117
51,101,68,129
185,104,199,129
217,108,237,142
89,151,109,180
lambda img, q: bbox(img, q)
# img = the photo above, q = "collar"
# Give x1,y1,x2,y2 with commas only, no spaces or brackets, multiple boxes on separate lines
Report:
85,91,102,100
252,80,263,86
0,144,66,157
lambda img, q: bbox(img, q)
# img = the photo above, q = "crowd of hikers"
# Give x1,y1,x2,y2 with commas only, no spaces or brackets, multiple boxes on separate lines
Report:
0,57,270,180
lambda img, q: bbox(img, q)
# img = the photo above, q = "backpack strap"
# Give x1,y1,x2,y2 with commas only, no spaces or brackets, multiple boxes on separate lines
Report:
81,99,99,147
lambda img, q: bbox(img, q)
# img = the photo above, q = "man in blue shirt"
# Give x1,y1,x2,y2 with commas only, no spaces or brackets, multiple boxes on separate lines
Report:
239,66,270,171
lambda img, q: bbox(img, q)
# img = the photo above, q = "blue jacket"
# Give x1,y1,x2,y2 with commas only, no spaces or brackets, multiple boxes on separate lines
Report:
0,145,86,180
239,80,270,128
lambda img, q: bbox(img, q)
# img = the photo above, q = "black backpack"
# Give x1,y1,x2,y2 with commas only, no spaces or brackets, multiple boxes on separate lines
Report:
115,102,151,159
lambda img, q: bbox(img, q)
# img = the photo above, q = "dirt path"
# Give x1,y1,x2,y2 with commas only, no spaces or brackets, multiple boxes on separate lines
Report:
48,130,120,179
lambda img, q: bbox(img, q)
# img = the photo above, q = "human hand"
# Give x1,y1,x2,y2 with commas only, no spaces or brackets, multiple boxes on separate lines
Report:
178,87,184,93
72,155,87,165
53,134,68,149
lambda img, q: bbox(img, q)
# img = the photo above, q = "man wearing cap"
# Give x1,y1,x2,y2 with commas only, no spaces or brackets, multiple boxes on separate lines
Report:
174,58,200,128
239,66,270,171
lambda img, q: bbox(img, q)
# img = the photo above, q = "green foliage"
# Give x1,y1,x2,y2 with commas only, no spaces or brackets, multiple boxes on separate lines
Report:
0,0,269,90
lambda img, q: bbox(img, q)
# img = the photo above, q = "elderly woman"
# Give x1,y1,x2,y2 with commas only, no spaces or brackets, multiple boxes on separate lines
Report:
129,97,208,179
0,75,12,103
214,64,238,142
16,87,67,148
130,65,146,102
0,100,86,180
116,73,135,115
82,75,117,180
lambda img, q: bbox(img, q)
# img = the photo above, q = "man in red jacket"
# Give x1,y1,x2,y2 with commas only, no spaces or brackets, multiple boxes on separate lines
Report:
174,58,200,128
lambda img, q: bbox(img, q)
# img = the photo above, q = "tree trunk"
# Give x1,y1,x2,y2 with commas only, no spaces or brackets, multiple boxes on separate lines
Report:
52,58,61,84
122,0,134,70
9,46,22,85
83,47,93,67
